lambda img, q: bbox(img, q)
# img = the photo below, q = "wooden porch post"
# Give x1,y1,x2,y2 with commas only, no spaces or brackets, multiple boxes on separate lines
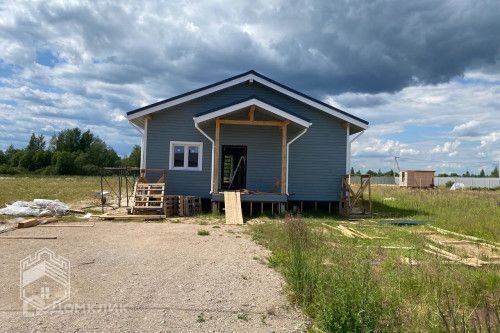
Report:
281,123,288,194
214,118,220,193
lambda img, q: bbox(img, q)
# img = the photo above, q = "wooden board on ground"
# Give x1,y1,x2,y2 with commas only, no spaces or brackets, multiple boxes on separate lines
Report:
17,218,40,228
38,223,95,227
0,236,57,239
224,191,243,225
98,214,165,220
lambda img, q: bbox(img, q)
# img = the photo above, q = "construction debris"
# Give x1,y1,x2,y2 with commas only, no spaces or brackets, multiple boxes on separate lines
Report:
424,244,488,267
17,218,40,228
427,225,500,249
323,223,386,239
0,199,69,217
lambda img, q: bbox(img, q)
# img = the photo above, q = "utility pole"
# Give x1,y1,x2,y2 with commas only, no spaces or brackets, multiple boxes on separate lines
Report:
393,156,401,173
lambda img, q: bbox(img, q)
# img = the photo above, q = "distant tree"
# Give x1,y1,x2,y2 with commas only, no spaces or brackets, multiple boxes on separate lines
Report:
0,150,6,164
123,145,141,167
350,167,355,175
491,166,499,178
10,150,24,167
79,130,94,152
438,173,449,177
479,169,485,177
33,150,52,170
26,133,46,151
366,170,377,176
50,128,82,152
18,151,35,171
52,151,76,174
463,171,471,177
450,172,460,177
5,144,19,164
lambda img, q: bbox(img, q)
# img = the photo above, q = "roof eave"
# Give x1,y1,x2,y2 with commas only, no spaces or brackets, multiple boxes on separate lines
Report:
126,71,369,129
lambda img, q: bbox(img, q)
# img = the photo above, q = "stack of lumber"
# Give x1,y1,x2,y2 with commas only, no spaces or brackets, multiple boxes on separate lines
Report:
178,196,201,216
131,182,166,214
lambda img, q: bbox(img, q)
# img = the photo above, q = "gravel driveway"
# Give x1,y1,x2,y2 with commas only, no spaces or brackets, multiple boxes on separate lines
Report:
0,222,305,332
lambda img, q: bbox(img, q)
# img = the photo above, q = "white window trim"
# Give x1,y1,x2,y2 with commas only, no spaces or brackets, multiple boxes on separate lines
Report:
169,141,203,171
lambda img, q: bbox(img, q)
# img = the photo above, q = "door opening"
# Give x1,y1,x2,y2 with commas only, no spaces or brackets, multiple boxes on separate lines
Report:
221,145,247,190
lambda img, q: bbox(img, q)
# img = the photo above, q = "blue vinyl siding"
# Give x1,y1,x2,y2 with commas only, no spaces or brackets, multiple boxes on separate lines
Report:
145,82,347,200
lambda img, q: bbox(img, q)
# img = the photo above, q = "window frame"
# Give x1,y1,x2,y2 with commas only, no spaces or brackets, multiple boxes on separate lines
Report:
169,141,203,171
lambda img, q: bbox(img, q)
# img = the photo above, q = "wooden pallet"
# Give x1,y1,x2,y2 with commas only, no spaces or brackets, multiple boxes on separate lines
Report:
178,196,201,216
131,182,166,214
164,195,179,216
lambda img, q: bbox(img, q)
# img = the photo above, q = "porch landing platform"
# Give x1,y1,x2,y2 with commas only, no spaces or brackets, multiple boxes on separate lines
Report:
211,192,287,203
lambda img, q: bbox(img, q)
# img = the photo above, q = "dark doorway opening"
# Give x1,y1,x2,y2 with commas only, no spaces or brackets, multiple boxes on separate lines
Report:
221,145,247,190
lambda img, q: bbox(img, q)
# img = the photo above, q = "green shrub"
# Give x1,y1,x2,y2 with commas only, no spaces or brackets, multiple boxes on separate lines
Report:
197,229,210,236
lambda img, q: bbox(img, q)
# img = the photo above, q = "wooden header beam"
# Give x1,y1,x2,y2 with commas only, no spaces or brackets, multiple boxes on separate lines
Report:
219,119,288,127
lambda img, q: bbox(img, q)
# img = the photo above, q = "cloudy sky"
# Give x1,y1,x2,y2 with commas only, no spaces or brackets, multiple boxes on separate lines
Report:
0,0,499,174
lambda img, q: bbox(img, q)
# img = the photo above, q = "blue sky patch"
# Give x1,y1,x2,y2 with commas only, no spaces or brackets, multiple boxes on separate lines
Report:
35,48,61,68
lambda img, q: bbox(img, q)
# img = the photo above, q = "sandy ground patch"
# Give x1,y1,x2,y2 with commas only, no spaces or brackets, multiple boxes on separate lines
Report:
0,222,305,332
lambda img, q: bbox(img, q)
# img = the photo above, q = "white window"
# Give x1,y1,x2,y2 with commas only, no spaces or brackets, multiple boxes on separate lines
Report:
169,141,203,171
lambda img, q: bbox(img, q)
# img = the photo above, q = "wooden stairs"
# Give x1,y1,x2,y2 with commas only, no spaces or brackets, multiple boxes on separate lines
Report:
131,182,166,215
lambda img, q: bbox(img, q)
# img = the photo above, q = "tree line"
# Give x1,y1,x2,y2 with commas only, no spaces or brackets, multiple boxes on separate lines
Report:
0,128,141,175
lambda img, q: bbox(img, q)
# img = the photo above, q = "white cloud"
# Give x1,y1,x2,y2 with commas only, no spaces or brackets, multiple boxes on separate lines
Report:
479,132,499,148
431,141,461,155
451,120,482,137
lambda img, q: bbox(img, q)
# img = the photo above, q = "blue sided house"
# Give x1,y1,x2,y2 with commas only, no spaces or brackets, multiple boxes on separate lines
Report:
126,70,368,212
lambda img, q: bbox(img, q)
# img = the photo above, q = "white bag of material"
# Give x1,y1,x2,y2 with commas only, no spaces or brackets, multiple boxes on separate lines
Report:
0,199,70,217
450,182,466,190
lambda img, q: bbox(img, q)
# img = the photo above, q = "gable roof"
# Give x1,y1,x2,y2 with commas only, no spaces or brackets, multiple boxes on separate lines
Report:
193,96,312,128
126,70,368,129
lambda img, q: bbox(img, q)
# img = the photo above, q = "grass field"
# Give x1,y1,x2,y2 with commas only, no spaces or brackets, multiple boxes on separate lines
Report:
1,176,499,331
252,186,499,332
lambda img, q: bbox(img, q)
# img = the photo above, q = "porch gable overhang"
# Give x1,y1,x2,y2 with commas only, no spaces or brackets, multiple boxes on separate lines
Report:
192,96,312,128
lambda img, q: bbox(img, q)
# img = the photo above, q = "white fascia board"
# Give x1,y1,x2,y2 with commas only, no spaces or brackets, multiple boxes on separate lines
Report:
127,73,367,129
127,74,254,121
252,76,368,129
192,98,312,128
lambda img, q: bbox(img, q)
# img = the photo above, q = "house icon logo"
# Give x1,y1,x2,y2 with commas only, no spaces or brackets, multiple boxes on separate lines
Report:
20,248,70,315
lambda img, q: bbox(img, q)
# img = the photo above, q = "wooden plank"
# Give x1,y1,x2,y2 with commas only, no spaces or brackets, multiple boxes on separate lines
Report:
214,118,220,193
223,191,243,225
38,224,95,227
425,244,486,267
427,225,500,248
281,123,287,194
18,218,40,228
0,236,57,239
98,214,165,220
219,119,287,127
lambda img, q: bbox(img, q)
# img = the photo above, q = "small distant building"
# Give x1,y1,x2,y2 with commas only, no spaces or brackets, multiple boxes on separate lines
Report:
399,170,435,188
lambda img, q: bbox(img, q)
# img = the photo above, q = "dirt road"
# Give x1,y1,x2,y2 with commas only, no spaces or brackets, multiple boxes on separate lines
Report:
0,222,305,332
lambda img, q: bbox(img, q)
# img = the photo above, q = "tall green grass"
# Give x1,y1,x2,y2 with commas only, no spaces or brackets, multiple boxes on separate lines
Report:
252,216,499,332
370,186,499,242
